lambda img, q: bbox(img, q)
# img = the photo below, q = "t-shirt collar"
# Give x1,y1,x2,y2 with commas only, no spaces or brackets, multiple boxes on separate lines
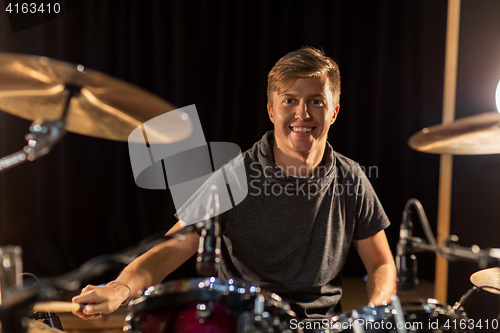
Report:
257,130,336,181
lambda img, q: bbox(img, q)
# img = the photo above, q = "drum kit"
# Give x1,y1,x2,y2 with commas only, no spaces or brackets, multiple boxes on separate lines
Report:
0,53,499,333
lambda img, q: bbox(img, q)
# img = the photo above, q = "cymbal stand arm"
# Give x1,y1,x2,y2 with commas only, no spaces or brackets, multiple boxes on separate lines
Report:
408,236,499,268
0,85,81,173
403,199,500,267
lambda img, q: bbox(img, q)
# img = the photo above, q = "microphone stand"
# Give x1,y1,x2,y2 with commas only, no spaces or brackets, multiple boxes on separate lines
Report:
196,185,221,276
398,199,500,267
398,199,500,313
396,200,419,292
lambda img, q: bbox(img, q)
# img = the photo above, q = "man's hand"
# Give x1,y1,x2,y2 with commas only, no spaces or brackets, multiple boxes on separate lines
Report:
70,221,199,320
71,282,130,320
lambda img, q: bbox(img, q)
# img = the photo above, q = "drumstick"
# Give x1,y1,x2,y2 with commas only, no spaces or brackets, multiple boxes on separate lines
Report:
33,301,85,313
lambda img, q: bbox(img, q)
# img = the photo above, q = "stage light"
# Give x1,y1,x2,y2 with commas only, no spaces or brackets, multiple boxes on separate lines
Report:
496,79,500,112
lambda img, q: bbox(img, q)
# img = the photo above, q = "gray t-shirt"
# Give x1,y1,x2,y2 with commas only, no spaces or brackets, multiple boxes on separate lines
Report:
177,131,390,318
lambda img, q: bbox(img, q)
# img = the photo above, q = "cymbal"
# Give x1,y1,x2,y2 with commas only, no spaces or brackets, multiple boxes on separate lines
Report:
470,267,500,294
408,111,500,155
0,53,191,143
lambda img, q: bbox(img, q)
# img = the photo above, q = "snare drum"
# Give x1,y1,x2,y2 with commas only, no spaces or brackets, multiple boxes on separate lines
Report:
329,298,471,333
123,277,299,333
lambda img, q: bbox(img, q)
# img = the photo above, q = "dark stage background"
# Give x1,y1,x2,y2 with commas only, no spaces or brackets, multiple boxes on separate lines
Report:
5,0,492,317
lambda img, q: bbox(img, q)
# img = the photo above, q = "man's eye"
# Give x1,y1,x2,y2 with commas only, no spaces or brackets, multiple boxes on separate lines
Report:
311,100,324,106
284,99,294,104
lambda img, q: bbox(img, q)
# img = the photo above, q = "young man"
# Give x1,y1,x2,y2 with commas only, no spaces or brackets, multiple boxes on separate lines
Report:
72,47,396,320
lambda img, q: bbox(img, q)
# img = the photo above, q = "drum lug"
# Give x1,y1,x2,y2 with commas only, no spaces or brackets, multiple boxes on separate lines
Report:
196,301,213,321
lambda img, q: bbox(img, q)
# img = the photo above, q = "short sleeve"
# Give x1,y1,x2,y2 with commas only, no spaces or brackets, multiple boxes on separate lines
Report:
352,165,390,240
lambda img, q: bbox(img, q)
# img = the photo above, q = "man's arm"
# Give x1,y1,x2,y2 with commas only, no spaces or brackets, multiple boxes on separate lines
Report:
352,230,397,305
71,221,199,320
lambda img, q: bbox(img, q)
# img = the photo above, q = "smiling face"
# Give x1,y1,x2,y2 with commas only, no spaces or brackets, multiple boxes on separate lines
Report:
267,74,339,159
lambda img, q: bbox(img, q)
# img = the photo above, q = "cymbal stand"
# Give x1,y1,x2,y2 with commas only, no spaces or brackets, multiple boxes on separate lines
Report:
0,84,81,173
400,199,500,316
452,286,479,313
409,237,500,268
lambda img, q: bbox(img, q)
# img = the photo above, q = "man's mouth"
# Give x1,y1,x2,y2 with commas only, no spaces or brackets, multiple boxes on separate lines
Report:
290,126,315,133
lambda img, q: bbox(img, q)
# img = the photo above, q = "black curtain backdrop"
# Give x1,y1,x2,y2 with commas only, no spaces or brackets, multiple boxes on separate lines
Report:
0,0,446,297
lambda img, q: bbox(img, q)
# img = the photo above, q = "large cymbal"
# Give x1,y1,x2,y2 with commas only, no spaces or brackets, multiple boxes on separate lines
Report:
470,267,500,294
0,53,191,143
408,111,500,155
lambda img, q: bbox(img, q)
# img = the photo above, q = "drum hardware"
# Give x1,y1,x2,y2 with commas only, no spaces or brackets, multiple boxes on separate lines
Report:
394,199,500,332
125,277,299,333
390,295,407,333
397,199,500,277
451,286,479,314
196,186,222,277
396,201,419,293
330,295,408,333
29,311,63,331
408,111,500,155
195,301,213,320
349,308,364,333
0,84,76,172
331,298,471,333
455,268,500,315
239,293,291,333
406,100,500,328
401,227,500,267
454,267,500,319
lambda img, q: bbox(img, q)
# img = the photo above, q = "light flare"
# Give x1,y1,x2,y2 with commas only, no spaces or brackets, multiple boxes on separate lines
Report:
496,79,500,113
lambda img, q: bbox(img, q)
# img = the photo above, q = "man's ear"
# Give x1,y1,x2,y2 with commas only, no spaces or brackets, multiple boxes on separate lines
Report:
267,103,274,124
331,105,340,124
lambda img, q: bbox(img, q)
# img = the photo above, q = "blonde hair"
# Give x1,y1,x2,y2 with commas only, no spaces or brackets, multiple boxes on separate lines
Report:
267,46,341,105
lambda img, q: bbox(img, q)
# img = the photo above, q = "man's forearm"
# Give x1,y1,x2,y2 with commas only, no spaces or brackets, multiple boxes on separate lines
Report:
366,262,397,305
115,231,199,302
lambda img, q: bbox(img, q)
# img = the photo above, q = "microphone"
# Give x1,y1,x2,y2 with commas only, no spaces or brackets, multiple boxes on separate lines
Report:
196,188,221,276
396,203,418,292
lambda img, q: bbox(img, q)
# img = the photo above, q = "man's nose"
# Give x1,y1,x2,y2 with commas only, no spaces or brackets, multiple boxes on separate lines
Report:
295,101,311,120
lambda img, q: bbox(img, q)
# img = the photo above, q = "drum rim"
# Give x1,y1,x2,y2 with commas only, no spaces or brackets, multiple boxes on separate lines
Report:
144,277,261,297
